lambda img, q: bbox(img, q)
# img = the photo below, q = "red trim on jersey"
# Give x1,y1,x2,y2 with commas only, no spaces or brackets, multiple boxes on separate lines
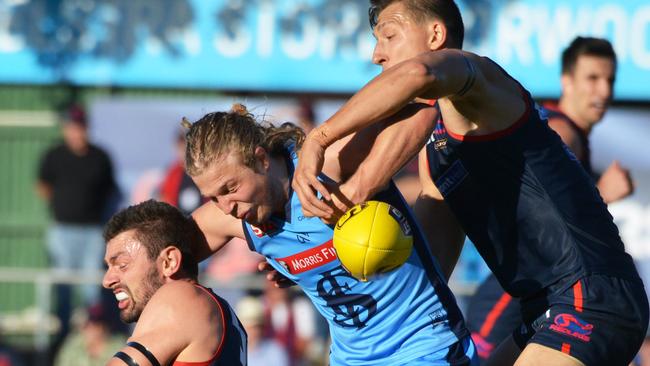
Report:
479,292,513,338
444,87,532,142
561,342,571,355
173,285,227,366
573,280,584,313
424,99,437,106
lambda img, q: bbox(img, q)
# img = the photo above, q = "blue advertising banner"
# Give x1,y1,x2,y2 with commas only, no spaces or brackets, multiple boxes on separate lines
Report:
0,0,648,99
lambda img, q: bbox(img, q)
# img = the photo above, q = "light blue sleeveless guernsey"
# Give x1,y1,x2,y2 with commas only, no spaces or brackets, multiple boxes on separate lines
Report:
242,144,474,365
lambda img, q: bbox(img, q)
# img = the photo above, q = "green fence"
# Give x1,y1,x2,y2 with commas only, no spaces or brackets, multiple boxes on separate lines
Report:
0,125,59,312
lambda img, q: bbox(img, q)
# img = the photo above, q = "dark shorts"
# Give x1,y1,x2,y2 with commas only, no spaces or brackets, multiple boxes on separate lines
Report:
513,274,648,366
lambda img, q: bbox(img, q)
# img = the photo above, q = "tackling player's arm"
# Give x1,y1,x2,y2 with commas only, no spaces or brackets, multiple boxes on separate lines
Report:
107,283,220,366
295,50,522,216
413,148,465,280
191,202,245,261
193,198,294,288
309,103,438,221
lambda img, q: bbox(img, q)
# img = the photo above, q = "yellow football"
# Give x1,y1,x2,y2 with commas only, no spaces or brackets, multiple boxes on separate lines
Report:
333,201,413,282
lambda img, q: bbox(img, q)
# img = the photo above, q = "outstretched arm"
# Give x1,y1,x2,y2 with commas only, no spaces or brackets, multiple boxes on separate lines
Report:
191,201,245,262
296,103,438,221
294,50,477,217
333,104,437,218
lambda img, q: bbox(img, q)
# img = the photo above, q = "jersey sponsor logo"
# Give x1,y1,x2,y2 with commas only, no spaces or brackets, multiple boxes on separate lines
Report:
275,240,337,274
250,222,279,238
549,313,593,342
435,160,469,197
316,266,377,329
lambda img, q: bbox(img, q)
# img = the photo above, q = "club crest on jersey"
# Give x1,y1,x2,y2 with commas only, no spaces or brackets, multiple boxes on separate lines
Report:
251,222,279,238
434,137,447,151
549,313,594,342
275,240,338,274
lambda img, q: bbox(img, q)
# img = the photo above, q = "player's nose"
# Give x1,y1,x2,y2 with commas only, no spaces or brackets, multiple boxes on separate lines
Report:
102,267,118,289
217,197,237,217
372,44,387,66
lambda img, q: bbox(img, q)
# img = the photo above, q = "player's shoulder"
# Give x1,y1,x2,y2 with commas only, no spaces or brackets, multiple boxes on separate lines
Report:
145,281,217,321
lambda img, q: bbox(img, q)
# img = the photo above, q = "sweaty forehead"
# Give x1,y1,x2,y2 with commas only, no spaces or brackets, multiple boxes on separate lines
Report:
106,230,144,261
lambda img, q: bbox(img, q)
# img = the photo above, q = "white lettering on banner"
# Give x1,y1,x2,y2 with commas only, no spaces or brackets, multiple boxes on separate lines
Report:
257,0,274,58
214,23,251,58
497,3,535,65
609,201,650,259
496,3,650,70
631,7,650,68
280,10,319,60
592,5,628,60
0,3,23,52
183,29,202,55
534,6,590,64
319,3,360,60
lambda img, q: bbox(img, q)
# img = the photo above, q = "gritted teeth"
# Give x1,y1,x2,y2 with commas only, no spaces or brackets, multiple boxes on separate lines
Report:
115,292,129,301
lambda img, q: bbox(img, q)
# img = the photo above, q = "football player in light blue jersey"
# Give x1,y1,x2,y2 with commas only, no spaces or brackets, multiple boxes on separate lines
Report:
183,104,477,365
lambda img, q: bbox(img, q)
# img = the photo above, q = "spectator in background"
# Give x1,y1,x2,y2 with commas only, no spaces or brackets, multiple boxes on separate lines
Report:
54,304,126,366
296,98,317,134
237,296,289,366
466,36,636,362
159,130,205,215
262,282,320,366
0,332,25,366
36,104,118,350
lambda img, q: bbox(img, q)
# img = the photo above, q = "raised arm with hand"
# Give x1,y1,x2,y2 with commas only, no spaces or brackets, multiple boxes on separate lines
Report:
293,50,477,218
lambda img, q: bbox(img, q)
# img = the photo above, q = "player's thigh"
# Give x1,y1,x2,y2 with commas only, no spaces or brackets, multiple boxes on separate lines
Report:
515,343,584,366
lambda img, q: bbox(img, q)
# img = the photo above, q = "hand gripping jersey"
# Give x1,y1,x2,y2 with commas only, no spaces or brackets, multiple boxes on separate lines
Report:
242,145,469,366
424,80,640,300
173,285,247,366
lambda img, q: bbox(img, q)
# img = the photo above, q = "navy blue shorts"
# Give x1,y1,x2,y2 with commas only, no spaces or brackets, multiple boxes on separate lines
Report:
513,274,648,366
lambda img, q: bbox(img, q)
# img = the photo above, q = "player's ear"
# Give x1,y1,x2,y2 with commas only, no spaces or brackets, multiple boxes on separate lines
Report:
160,246,182,278
254,146,270,172
428,21,446,50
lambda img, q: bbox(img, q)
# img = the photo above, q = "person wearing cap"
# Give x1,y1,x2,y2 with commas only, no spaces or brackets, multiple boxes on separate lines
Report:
36,104,119,347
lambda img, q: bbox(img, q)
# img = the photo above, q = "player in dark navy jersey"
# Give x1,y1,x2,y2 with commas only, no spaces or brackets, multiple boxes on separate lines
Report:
466,36,637,362
103,200,247,366
294,1,647,365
